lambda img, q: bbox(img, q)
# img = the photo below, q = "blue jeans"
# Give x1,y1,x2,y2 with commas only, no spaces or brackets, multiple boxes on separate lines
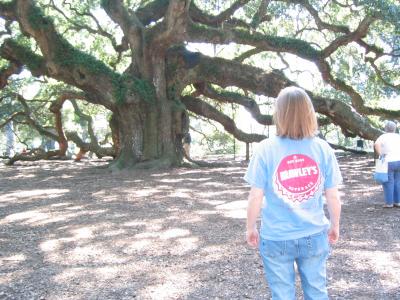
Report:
382,161,400,205
259,231,330,300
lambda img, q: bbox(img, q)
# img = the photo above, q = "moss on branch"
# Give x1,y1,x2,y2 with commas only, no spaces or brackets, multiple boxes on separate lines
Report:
235,29,321,59
51,37,155,105
167,86,185,111
112,73,156,105
2,39,44,72
27,3,53,30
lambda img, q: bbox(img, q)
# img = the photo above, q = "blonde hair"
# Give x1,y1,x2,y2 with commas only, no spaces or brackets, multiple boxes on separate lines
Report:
273,86,318,139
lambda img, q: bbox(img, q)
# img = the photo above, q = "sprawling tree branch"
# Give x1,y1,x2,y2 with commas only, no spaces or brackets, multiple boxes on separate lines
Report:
48,0,128,55
187,19,399,119
251,0,271,28
149,0,191,51
0,111,25,130
49,91,88,156
6,148,66,166
0,0,121,109
189,0,252,29
173,53,384,140
188,21,321,62
194,83,273,125
13,93,59,141
182,95,266,143
321,16,375,57
65,131,115,161
101,0,146,74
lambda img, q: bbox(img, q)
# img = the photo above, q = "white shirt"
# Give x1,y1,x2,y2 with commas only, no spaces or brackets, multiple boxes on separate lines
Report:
375,133,400,162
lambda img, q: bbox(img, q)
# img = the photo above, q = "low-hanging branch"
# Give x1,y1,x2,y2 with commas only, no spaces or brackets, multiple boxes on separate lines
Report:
179,52,386,139
65,131,115,161
186,15,397,120
15,93,59,141
194,82,273,125
189,0,252,29
182,95,266,143
50,93,115,160
5,148,67,166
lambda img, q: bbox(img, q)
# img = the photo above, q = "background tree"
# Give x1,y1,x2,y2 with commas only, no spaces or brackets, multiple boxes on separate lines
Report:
0,0,399,169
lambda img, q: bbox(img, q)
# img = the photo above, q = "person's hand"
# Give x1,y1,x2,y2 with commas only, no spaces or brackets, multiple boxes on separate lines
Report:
328,225,339,244
246,227,259,248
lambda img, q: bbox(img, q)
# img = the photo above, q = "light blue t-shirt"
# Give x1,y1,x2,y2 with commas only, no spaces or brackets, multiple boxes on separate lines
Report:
244,136,342,241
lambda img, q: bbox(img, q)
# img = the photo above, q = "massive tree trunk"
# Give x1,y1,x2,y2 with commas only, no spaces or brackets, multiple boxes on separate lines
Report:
111,97,183,170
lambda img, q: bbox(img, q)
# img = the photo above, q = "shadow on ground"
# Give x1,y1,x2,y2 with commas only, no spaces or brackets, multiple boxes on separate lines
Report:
0,154,399,299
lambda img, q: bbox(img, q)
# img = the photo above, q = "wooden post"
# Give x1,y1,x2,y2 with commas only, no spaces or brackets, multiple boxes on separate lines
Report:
246,142,250,162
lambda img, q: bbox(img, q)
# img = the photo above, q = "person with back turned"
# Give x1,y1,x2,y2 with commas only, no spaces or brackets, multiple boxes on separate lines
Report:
374,120,400,208
244,86,342,300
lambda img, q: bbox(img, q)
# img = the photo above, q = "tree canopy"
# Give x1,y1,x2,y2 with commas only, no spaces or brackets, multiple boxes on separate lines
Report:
0,0,399,168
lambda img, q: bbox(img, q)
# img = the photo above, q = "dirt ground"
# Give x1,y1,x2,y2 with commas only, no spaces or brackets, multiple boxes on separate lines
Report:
0,154,399,300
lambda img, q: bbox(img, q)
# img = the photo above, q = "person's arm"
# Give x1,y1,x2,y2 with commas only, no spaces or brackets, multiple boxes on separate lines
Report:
325,187,341,244
374,141,382,156
246,187,264,248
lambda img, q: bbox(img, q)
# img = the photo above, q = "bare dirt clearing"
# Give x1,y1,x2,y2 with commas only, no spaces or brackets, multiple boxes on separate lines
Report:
0,154,399,300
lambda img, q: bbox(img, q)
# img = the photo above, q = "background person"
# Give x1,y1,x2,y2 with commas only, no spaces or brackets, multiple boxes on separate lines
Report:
244,86,342,300
374,121,400,208
183,132,191,159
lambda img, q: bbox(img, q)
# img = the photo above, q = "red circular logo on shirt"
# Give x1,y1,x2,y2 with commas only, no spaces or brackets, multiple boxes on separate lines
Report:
273,154,322,203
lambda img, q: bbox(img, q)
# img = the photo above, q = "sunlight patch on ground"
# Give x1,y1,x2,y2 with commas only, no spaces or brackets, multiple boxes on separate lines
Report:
174,237,199,253
199,245,231,261
0,269,31,286
180,215,203,223
9,173,35,179
119,227,200,255
122,235,199,255
330,278,359,290
197,191,224,197
0,254,26,268
131,189,157,197
344,249,400,289
202,181,227,187
1,209,66,226
40,239,63,252
50,202,73,207
53,267,86,284
216,200,247,219
168,190,192,198
135,228,190,240
63,205,87,211
124,239,152,252
121,220,147,227
66,245,128,265
102,229,127,237
205,200,226,205
1,207,107,227
159,228,191,240
150,172,174,177
71,227,95,239
158,178,185,183
196,209,218,215
346,240,378,247
138,271,192,300
0,188,69,202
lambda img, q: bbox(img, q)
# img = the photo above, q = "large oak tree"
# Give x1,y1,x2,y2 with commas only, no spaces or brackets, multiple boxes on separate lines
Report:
0,0,399,168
